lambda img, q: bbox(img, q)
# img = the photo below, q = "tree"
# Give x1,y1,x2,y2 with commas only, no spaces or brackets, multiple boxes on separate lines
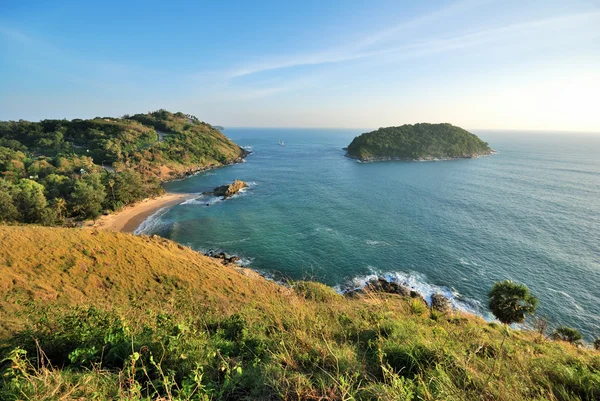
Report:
114,169,145,205
488,280,538,325
551,326,583,344
11,179,47,223
54,197,66,220
71,173,106,220
485,280,538,386
0,179,18,222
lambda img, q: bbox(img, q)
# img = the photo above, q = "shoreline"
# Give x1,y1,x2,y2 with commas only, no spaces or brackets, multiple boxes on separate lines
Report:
344,150,495,162
87,150,251,233
87,193,195,233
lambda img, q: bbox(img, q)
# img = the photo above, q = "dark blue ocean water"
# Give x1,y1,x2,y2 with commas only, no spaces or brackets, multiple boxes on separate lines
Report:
138,129,600,340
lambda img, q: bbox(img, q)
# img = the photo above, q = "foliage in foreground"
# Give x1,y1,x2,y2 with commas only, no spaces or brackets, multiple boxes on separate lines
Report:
1,287,599,401
0,227,598,400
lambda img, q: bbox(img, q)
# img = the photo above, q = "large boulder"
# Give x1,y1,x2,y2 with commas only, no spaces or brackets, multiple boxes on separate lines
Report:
430,293,451,313
213,180,248,198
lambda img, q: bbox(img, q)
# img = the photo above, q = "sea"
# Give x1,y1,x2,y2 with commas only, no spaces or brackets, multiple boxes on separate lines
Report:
135,128,600,340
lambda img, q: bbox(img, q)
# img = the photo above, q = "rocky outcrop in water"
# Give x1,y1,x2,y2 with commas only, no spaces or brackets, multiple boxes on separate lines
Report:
204,249,241,266
212,180,248,198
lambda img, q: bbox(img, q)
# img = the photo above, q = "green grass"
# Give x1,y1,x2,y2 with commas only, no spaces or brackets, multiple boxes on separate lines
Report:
0,227,599,400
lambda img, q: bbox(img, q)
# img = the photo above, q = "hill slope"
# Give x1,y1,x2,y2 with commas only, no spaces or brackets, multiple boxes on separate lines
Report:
0,110,247,225
346,123,492,161
0,227,598,400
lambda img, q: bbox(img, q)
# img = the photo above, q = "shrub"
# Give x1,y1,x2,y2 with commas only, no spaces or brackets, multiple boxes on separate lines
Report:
551,326,583,344
293,281,341,303
594,338,600,350
409,298,427,315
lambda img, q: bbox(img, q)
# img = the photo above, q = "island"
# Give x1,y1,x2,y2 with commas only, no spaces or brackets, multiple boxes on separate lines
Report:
345,123,492,162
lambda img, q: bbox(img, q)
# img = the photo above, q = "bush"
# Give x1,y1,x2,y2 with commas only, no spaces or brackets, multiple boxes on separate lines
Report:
293,281,341,303
551,326,583,344
594,338,600,350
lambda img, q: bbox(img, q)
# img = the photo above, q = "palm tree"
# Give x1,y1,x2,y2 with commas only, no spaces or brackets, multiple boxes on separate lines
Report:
54,197,66,220
485,280,538,384
488,280,538,325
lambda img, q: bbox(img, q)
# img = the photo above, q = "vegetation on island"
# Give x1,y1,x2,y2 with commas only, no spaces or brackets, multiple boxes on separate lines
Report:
0,110,246,225
0,227,598,401
345,123,492,161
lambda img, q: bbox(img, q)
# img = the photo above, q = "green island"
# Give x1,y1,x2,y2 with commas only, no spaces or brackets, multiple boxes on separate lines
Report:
345,123,492,162
0,227,598,400
0,110,246,225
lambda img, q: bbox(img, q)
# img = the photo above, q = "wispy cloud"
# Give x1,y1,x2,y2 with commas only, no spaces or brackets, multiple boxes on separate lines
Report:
227,0,491,78
227,6,600,80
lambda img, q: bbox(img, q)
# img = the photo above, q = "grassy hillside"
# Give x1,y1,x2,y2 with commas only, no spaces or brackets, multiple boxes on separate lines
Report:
0,227,599,400
346,123,492,161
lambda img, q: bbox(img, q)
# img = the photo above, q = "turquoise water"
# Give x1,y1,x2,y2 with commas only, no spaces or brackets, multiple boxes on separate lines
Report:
138,129,600,340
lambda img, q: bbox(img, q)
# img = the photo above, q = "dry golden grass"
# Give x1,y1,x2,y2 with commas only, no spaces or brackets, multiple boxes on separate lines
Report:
0,226,285,335
0,226,598,400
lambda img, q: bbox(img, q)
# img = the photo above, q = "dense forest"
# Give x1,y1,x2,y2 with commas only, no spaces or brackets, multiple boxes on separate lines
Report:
0,110,246,225
345,123,492,161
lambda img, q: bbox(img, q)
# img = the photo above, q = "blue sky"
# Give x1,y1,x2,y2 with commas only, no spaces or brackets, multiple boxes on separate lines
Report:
1,0,599,131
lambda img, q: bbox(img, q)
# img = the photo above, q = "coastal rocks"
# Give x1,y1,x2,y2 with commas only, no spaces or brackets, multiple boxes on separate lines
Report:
347,278,428,305
367,278,411,296
430,293,451,313
204,249,242,266
212,180,248,198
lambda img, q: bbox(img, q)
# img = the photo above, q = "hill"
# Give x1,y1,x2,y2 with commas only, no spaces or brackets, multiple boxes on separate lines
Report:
0,226,598,400
345,123,492,161
0,110,247,225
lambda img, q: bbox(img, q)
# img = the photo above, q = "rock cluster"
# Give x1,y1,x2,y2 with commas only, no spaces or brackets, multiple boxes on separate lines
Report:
212,179,248,198
204,249,241,266
430,293,451,313
346,278,427,305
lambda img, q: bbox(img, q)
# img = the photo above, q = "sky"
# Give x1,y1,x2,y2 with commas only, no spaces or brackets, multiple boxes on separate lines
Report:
1,0,599,132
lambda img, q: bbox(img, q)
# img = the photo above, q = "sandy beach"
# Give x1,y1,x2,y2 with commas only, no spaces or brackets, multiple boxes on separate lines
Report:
88,193,195,233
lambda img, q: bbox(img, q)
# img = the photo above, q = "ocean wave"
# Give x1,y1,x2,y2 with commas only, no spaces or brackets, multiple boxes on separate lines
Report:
548,288,585,312
366,240,389,246
181,194,223,206
180,185,255,206
337,269,488,318
134,207,172,235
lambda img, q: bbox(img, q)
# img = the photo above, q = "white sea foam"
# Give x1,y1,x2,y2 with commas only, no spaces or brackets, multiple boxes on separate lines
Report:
366,240,389,246
338,269,489,318
181,194,223,206
548,288,585,312
134,207,171,235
